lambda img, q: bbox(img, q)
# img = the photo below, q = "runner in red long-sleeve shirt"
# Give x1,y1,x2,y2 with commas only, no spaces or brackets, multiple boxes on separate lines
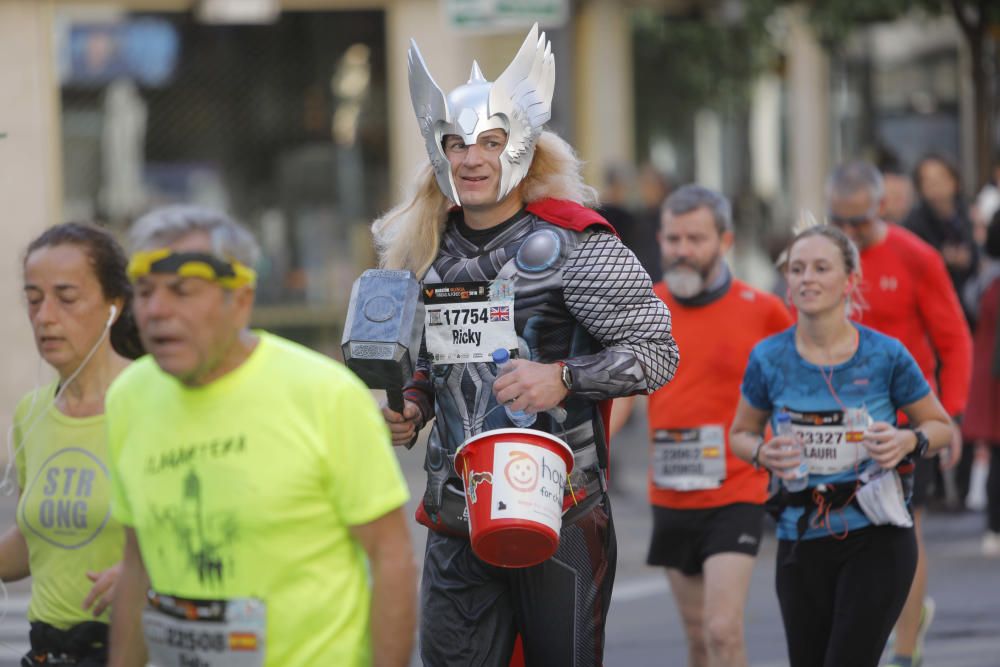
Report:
826,161,972,667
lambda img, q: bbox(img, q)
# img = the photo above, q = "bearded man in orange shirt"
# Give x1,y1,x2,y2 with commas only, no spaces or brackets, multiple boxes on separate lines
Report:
612,185,792,667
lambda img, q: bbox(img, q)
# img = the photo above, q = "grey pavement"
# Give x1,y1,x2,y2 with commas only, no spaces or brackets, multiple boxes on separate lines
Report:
0,399,998,666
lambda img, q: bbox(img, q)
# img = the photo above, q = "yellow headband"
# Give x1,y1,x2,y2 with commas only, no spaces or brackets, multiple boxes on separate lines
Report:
127,248,257,289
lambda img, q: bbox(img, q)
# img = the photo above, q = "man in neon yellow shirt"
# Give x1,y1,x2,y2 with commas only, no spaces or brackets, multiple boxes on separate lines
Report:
107,206,416,667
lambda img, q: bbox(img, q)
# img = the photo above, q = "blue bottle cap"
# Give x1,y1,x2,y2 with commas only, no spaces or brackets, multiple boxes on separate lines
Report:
492,348,510,364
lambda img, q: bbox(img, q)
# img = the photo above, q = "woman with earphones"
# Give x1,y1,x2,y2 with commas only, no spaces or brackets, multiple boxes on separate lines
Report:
729,224,953,667
0,223,142,666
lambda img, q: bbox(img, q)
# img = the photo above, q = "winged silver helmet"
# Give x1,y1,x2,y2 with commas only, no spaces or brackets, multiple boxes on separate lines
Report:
408,23,555,204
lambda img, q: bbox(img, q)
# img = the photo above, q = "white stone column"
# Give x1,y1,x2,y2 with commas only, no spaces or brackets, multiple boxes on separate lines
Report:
786,7,830,222
573,0,634,189
0,0,61,457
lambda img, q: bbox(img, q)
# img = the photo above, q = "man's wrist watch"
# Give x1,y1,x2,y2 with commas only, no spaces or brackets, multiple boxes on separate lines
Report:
913,429,930,458
558,361,573,392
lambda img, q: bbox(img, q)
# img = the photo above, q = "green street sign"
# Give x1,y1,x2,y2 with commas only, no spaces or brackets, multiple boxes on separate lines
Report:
446,0,567,32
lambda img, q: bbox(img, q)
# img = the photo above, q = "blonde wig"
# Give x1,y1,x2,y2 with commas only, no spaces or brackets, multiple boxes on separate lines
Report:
372,130,599,277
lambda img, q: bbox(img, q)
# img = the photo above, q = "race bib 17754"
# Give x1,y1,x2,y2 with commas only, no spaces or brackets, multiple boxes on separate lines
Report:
423,280,517,364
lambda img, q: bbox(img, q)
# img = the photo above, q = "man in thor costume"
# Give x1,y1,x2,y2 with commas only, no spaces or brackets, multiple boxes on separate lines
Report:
375,25,679,666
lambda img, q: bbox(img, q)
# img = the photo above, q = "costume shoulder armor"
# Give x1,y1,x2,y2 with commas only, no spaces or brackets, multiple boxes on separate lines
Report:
516,228,562,272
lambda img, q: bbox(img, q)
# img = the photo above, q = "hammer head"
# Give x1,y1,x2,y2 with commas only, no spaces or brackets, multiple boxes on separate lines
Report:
342,269,424,399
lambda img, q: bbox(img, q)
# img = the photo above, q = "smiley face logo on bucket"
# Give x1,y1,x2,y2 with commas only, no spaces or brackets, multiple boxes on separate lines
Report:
20,447,112,549
504,451,539,492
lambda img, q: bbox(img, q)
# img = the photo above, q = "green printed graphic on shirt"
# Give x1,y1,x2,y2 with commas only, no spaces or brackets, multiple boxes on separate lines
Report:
151,467,241,587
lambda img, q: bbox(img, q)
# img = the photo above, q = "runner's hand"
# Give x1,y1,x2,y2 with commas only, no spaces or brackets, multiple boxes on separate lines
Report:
383,401,422,447
862,422,912,469
939,426,962,471
492,360,568,414
83,562,122,616
759,435,803,480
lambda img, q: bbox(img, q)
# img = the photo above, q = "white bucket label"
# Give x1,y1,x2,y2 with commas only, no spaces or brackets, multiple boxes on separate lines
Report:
490,441,567,534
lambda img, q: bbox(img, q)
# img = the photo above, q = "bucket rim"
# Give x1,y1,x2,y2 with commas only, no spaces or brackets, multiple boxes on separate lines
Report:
455,428,575,472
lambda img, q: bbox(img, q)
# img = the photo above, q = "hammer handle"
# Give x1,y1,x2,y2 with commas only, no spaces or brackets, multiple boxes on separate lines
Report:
387,387,405,414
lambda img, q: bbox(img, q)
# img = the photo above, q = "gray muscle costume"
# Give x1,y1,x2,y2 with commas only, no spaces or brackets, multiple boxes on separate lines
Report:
401,24,678,667
405,206,678,666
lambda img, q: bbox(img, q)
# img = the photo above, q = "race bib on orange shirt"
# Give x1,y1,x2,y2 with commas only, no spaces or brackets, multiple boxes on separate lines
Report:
651,425,726,491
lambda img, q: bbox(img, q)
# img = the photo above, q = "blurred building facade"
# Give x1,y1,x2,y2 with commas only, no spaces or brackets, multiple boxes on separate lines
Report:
0,0,991,434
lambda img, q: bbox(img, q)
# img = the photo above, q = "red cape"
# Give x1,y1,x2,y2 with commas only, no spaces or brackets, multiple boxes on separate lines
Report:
449,197,618,236
525,198,618,236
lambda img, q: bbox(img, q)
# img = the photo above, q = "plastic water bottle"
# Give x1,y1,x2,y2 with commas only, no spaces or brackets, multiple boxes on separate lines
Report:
776,412,808,492
492,348,536,428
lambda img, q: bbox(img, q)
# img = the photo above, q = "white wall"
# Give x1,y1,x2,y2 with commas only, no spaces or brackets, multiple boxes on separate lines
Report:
0,0,61,461
787,7,830,221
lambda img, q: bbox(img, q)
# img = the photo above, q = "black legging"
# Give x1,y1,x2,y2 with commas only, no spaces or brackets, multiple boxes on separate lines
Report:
988,445,1000,533
775,525,917,667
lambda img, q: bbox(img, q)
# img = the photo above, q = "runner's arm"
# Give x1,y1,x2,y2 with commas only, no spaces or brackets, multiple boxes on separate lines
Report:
730,398,771,464
730,398,802,479
917,251,972,416
900,393,954,457
560,232,679,400
109,528,149,667
609,395,637,438
0,523,29,581
350,507,417,667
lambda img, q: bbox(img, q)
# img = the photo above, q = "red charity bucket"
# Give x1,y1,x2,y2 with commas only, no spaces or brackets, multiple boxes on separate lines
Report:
455,428,575,568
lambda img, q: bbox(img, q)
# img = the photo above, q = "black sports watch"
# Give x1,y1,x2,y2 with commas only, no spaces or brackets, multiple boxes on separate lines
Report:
912,429,930,458
559,362,573,392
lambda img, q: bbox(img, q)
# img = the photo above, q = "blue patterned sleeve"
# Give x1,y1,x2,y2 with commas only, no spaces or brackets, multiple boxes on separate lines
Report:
741,345,772,411
890,341,931,409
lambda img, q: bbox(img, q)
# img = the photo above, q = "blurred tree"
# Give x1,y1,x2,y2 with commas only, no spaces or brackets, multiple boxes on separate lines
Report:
946,0,999,188
632,0,997,231
781,0,998,187
632,1,781,170
632,1,783,233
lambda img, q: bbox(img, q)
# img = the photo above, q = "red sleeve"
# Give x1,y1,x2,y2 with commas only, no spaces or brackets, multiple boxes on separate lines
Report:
915,247,973,416
769,296,795,333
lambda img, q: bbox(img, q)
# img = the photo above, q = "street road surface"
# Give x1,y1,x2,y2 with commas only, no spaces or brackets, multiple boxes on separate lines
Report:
0,401,997,666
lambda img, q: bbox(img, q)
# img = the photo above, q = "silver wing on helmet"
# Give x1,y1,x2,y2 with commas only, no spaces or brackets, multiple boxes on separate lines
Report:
407,24,555,205
407,41,454,200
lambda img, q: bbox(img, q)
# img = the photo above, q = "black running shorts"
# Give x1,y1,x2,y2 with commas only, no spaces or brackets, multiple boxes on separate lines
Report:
646,502,765,575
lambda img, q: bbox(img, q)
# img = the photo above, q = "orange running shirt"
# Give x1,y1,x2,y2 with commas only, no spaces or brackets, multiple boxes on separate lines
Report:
647,279,793,509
